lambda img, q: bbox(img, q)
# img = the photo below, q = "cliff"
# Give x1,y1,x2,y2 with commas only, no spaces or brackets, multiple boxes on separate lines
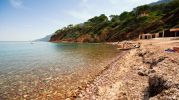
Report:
50,0,179,42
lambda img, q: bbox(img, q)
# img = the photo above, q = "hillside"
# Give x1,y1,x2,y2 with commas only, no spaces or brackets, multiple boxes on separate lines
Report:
50,0,179,43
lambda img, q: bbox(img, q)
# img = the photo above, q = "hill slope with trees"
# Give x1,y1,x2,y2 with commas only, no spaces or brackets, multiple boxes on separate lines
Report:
50,0,179,42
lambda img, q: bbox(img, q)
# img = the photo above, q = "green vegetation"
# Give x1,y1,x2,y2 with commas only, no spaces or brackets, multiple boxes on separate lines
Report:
50,0,179,42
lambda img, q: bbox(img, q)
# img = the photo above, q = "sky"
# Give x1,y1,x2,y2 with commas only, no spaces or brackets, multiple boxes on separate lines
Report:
0,0,159,41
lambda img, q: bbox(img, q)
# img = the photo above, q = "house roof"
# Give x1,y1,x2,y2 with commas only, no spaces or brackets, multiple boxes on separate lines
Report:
170,28,179,32
143,34,153,35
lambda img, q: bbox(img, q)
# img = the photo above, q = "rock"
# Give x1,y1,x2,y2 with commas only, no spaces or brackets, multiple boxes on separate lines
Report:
65,98,71,100
147,75,171,97
138,70,148,76
175,84,179,89
23,94,28,98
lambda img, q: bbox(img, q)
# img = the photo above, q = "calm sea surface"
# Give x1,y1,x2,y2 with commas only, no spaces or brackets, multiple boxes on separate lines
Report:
0,42,119,99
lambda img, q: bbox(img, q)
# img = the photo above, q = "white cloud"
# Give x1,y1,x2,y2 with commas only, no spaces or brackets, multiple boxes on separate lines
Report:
9,0,23,8
81,0,88,3
68,0,158,21
68,10,93,21
108,0,120,5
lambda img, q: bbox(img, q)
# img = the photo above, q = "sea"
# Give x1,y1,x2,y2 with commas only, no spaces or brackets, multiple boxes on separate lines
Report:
0,41,119,99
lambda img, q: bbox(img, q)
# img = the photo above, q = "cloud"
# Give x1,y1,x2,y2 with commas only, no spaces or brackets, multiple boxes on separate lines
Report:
108,0,120,5
67,0,125,21
9,0,23,8
81,0,88,3
68,0,107,21
68,0,158,21
68,10,93,21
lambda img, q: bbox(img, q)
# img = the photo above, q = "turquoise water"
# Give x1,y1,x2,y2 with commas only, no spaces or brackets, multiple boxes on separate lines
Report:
0,42,119,99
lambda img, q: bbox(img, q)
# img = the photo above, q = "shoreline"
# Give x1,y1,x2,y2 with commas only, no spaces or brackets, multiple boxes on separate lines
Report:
0,42,120,100
67,51,128,99
70,39,179,99
0,39,178,99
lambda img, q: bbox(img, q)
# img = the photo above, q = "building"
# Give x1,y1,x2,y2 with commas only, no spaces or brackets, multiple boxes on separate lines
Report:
170,28,179,37
139,28,179,40
139,34,152,39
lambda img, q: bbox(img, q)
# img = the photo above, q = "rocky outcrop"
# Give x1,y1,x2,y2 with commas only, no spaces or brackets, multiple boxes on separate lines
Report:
76,34,93,43
136,46,179,99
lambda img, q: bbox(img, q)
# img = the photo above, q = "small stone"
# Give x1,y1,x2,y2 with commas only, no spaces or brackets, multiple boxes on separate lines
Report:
53,91,58,95
175,84,179,89
138,70,148,76
79,93,83,97
92,95,96,99
23,95,28,98
65,98,70,100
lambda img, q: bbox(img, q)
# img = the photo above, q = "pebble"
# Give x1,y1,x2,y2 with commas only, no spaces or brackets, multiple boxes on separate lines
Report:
23,94,28,98
65,98,71,100
53,91,58,95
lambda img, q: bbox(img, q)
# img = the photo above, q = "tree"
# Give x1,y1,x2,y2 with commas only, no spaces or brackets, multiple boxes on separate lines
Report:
109,15,120,22
88,14,108,24
134,5,150,16
119,12,130,20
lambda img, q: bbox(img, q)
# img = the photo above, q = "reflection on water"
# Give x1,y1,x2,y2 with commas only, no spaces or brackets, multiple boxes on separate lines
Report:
0,42,119,99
